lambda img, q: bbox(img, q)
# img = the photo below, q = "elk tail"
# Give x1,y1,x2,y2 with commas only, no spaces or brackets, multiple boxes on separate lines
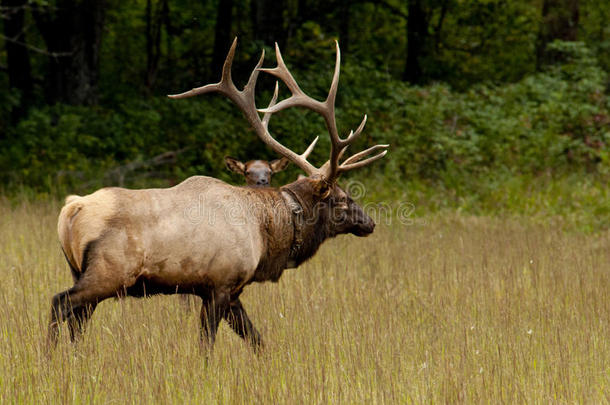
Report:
57,195,84,279
64,194,82,205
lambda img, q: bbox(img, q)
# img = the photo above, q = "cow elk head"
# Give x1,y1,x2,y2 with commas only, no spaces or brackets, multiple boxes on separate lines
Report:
224,156,289,186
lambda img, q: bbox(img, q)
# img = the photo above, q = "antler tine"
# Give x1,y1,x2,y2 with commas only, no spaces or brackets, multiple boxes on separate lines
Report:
345,115,367,143
301,136,319,159
262,82,279,131
258,43,307,102
326,41,342,179
244,49,265,97
168,38,238,100
326,41,341,139
339,144,389,172
337,145,349,162
333,115,367,169
340,150,388,172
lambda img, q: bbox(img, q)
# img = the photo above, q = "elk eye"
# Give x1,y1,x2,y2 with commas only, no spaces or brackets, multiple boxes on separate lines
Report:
337,201,349,210
245,171,251,175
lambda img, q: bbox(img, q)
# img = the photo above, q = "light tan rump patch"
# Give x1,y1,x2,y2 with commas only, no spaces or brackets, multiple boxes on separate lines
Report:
57,189,117,273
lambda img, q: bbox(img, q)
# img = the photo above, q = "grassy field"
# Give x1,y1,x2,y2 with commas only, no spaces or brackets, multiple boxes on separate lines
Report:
0,199,609,403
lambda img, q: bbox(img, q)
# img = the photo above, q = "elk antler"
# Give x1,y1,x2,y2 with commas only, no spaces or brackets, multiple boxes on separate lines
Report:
168,38,386,181
168,38,319,175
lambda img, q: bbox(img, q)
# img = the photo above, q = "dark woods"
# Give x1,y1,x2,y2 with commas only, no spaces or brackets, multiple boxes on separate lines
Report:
0,0,608,192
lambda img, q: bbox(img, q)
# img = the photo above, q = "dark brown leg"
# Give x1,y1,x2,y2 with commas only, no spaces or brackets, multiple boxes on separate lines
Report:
199,292,229,350
47,269,117,350
224,298,263,352
67,303,97,342
47,290,69,349
47,288,99,348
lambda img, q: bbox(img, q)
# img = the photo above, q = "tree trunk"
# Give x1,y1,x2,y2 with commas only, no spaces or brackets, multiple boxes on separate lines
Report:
536,0,580,68
33,0,106,105
404,0,429,84
145,0,171,91
211,0,234,79
338,0,350,55
2,0,33,122
252,0,287,49
146,0,159,89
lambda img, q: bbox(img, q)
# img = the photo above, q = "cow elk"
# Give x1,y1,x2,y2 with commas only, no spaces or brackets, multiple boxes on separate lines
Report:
48,39,388,352
225,156,288,186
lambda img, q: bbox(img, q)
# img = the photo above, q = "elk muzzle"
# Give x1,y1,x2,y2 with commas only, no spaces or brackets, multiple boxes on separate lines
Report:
349,203,375,236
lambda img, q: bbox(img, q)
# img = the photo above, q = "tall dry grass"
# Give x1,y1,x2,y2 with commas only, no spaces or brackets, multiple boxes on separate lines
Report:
0,199,609,403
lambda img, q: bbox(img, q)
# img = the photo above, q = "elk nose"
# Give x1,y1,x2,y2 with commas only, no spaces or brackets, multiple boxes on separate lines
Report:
364,217,375,232
256,179,269,186
359,215,376,235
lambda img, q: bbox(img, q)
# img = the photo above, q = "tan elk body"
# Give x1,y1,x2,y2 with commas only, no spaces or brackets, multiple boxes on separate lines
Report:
59,179,270,293
49,39,388,350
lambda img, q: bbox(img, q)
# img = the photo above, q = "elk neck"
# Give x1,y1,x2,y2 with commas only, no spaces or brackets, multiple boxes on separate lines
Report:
278,180,332,268
249,179,331,283
281,187,305,267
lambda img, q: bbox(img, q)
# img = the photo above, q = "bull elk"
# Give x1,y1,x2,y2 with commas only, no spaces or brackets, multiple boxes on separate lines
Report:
48,39,388,351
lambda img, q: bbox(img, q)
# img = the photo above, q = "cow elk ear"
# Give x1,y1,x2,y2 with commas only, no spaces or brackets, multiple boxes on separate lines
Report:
270,157,290,173
225,156,246,175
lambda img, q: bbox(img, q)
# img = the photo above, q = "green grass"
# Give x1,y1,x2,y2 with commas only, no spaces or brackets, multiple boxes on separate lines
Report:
364,172,610,233
0,200,609,403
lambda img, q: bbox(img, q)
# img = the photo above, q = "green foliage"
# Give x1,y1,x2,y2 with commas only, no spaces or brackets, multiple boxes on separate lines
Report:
349,41,609,186
2,42,609,182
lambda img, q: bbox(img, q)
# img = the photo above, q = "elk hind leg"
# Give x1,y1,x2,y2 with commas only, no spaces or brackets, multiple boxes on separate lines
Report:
47,287,100,348
47,267,119,348
47,290,70,348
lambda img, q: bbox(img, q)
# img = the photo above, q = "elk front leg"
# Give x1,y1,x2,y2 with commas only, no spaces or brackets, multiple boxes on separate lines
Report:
224,298,263,352
199,291,229,350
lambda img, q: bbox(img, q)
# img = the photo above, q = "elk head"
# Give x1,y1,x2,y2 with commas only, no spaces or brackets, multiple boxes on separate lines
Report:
224,156,289,186
169,38,387,243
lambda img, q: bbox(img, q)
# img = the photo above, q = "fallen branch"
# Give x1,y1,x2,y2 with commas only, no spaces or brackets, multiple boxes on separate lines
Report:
56,147,191,190
105,148,190,187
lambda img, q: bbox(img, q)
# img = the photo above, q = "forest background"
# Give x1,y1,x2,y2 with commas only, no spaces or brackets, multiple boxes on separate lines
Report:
0,0,608,230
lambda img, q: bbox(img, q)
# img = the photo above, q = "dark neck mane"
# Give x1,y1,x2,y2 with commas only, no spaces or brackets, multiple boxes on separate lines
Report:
250,179,331,283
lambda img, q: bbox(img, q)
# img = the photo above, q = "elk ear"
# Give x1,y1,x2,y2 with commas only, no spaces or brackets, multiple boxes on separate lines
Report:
312,178,332,199
225,156,246,175
270,157,290,173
